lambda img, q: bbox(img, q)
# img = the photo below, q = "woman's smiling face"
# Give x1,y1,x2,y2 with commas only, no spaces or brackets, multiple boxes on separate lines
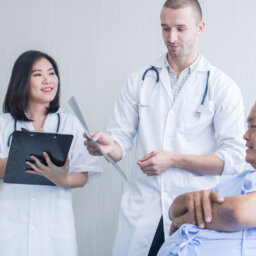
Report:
28,57,59,106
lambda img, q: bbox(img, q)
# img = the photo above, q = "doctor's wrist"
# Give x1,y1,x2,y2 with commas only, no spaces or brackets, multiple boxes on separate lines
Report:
54,176,69,188
106,140,123,162
170,152,184,169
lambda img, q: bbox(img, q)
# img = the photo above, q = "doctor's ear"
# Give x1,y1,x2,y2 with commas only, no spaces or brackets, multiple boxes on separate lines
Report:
197,20,205,34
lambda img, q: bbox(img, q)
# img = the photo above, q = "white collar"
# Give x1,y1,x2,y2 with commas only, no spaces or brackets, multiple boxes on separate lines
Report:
150,54,212,72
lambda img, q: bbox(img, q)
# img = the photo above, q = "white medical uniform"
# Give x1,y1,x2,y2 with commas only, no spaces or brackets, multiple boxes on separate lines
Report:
108,55,245,256
0,108,101,256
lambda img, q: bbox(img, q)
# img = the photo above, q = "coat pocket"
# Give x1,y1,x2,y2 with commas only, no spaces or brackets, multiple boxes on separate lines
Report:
181,100,215,135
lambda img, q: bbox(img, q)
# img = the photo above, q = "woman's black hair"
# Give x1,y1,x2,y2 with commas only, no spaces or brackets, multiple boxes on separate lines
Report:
3,50,60,121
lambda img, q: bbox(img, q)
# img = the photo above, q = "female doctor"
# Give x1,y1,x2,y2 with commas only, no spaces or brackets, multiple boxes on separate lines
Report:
0,50,101,256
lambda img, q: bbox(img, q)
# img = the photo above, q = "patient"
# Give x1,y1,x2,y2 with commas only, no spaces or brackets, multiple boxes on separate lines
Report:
157,103,256,256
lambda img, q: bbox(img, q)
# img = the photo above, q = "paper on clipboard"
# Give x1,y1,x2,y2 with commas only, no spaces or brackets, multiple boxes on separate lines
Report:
68,97,129,184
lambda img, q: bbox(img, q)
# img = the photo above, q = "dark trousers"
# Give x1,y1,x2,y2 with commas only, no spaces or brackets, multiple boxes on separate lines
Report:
148,216,165,256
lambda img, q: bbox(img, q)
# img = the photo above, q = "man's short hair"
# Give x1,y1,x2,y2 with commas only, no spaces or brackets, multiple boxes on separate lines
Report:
163,0,202,23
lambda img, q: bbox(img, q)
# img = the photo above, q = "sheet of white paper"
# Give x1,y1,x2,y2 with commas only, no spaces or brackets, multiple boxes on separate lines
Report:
68,97,130,184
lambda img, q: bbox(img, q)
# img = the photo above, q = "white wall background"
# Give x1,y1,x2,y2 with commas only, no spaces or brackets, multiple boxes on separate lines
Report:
0,0,256,255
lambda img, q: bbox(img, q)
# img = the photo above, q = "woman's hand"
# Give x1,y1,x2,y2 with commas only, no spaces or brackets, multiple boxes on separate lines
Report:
26,152,70,187
0,158,8,179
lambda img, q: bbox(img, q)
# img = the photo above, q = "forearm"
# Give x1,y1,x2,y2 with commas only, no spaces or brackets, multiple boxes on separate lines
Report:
0,158,7,179
205,194,256,232
169,193,188,219
63,172,89,188
173,153,224,175
107,141,123,162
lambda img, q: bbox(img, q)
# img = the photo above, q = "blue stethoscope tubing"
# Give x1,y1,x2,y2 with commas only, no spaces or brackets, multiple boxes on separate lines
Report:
142,66,160,83
141,66,210,116
196,70,210,116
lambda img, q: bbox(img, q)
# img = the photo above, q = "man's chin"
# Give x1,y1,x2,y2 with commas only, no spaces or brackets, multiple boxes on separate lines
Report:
168,51,182,58
245,155,255,167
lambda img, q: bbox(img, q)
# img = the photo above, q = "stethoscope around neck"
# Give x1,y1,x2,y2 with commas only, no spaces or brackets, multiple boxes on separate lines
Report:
7,113,60,147
138,66,210,115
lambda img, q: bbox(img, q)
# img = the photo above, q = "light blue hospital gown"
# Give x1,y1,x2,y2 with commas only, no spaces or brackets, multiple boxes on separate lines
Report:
157,170,256,256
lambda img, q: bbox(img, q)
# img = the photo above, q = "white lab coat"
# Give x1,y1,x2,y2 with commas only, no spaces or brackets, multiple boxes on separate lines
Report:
0,109,101,256
108,55,245,256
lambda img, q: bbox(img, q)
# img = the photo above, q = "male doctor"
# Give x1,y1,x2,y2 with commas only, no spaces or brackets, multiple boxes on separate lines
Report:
85,0,245,255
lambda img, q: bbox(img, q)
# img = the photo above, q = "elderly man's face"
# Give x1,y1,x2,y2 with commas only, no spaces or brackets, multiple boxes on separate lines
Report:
244,104,256,168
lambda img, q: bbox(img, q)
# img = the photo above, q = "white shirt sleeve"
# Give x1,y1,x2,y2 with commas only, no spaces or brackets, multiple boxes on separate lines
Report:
107,72,140,159
68,116,102,182
212,74,245,175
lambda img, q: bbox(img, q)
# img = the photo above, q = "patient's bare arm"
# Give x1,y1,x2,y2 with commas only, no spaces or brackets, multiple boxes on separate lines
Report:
170,191,256,235
205,192,256,231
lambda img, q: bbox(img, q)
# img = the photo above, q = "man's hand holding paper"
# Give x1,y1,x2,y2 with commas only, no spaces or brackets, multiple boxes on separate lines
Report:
84,131,122,161
68,97,129,184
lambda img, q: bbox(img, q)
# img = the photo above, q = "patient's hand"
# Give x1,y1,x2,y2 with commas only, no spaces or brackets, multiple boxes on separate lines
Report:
185,190,224,229
169,190,224,233
169,190,224,235
169,212,192,235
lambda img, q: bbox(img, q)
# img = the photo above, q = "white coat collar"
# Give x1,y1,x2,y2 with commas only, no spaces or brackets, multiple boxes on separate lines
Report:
24,107,64,119
150,54,212,72
20,107,63,131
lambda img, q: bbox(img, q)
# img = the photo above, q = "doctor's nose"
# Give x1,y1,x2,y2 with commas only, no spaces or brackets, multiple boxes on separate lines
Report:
168,29,178,43
42,75,51,84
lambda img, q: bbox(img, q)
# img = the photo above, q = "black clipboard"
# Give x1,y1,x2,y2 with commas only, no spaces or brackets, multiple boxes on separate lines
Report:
4,131,73,186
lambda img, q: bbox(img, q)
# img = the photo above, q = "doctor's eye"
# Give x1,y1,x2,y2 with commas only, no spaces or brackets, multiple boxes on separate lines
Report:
162,27,170,32
32,73,42,77
49,71,56,76
177,26,186,32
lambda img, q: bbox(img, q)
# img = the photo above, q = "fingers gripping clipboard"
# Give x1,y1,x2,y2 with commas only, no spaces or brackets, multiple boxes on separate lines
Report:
4,131,73,186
